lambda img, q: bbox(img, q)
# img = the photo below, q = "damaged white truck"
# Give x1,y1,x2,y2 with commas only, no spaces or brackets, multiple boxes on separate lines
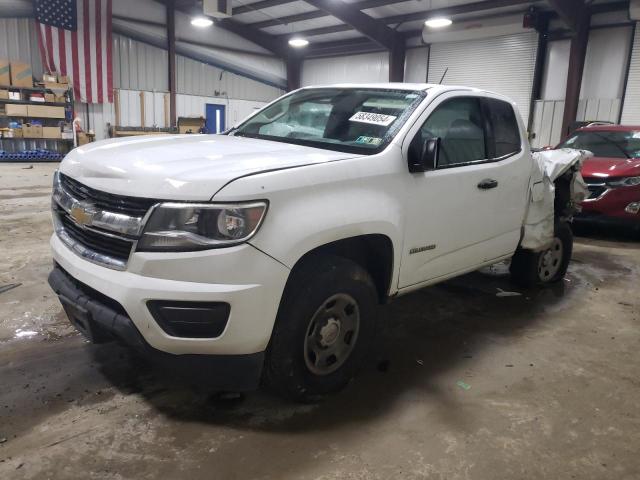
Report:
48,84,588,400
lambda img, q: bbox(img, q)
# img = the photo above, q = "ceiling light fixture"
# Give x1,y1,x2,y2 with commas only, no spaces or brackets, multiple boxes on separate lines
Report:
191,17,213,27
288,37,309,48
424,17,452,28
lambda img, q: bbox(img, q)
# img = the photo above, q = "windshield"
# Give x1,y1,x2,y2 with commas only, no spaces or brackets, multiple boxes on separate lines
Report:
230,88,426,154
558,130,640,159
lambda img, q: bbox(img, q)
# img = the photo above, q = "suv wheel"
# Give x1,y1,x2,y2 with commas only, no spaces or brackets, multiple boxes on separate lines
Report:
264,255,378,402
510,220,573,288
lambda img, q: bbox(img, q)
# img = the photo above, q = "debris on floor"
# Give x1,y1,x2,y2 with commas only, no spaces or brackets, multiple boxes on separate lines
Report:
0,283,21,295
496,288,522,297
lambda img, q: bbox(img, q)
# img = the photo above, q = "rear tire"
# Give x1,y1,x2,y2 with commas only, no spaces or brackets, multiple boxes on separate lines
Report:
264,255,378,402
510,220,573,288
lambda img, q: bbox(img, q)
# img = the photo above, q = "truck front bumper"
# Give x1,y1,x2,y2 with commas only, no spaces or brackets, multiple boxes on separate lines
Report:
50,233,291,358
48,265,265,391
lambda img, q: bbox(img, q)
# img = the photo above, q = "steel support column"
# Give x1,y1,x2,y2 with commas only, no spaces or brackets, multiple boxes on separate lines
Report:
560,11,590,137
167,1,177,128
389,39,406,82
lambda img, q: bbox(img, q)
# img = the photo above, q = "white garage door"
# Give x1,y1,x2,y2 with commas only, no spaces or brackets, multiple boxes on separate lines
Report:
621,24,640,124
427,32,539,124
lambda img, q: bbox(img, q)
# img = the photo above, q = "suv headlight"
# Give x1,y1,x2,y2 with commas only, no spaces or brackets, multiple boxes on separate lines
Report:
137,201,268,251
607,176,640,187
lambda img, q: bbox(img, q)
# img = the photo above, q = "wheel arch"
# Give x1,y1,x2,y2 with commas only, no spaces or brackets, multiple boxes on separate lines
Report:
287,234,395,303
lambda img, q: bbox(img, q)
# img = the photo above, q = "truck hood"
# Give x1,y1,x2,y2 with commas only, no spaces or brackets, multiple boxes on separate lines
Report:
580,156,640,179
59,134,359,200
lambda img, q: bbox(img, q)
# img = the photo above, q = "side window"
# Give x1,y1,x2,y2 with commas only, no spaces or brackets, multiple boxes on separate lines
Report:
417,97,486,167
485,99,521,157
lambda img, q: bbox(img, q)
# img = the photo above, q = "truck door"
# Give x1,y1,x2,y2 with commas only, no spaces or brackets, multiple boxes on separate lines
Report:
398,92,531,289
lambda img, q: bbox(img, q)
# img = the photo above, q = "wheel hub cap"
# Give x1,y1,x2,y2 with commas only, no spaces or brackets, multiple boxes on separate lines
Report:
304,293,360,376
538,238,563,282
319,318,341,346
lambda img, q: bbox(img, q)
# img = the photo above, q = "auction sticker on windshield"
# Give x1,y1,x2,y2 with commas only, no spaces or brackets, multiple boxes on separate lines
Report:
349,112,397,126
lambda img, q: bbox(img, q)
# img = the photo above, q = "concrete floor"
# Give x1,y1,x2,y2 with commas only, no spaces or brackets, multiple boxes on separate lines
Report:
1,163,639,480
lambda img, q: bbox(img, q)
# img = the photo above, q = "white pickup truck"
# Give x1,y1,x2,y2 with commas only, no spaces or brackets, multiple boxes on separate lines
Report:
48,84,587,400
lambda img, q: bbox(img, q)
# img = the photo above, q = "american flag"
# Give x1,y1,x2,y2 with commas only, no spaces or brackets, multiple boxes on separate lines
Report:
35,0,113,104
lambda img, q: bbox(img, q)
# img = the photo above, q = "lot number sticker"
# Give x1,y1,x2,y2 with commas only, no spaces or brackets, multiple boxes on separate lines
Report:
349,112,397,126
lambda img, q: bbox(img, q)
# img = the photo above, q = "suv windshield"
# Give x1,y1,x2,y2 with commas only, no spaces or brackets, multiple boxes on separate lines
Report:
558,130,640,159
230,88,426,154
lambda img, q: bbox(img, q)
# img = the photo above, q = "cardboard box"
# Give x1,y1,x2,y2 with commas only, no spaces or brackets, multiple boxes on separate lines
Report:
42,73,57,83
77,132,90,145
12,127,23,138
0,89,8,99
5,104,28,117
27,105,65,118
10,61,32,87
0,59,9,85
43,81,69,91
57,75,70,84
54,94,66,103
44,93,55,102
42,126,62,139
178,117,202,134
22,124,43,138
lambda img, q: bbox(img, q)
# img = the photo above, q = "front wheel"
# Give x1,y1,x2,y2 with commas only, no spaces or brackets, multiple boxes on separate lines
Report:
510,220,573,288
263,255,378,402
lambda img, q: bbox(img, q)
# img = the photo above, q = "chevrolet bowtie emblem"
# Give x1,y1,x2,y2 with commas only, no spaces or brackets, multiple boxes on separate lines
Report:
70,201,96,226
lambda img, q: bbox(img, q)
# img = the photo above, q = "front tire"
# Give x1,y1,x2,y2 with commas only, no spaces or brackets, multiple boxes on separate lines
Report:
264,255,378,402
510,220,573,288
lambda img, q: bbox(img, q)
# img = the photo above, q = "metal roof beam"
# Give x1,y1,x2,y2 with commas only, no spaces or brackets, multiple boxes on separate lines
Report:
249,0,532,30
546,0,585,31
300,0,399,49
233,0,298,16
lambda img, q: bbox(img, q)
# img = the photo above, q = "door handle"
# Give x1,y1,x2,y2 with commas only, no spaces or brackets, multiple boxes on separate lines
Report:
477,178,498,190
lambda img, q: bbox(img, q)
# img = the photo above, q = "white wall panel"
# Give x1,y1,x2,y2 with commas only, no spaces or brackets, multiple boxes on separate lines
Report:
530,100,565,148
301,52,389,86
427,32,538,123
540,40,570,101
581,26,632,100
0,17,43,80
622,24,640,124
404,47,428,83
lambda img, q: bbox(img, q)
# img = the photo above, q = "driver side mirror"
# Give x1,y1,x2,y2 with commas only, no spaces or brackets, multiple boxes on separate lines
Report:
408,136,440,173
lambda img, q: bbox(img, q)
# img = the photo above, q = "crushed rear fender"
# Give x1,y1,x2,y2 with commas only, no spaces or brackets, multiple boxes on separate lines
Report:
520,148,591,251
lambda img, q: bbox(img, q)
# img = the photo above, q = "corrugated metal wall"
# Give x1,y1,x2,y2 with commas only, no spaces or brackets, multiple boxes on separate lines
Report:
428,32,539,124
176,55,283,102
621,24,640,124
0,17,43,80
112,34,169,91
301,52,389,86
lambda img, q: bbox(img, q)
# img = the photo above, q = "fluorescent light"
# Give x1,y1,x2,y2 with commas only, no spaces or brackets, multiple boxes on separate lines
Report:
288,37,309,48
425,17,452,28
191,17,213,27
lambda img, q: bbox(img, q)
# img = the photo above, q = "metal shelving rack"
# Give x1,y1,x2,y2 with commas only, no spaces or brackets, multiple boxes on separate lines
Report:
0,84,75,162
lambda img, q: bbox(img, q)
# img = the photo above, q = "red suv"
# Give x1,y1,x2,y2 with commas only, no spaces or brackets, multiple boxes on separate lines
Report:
556,125,640,231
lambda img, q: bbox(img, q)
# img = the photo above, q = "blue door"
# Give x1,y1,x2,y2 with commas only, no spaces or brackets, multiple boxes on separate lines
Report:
205,104,226,134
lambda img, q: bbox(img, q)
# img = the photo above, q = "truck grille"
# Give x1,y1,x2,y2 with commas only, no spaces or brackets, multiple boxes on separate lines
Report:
60,173,156,217
56,207,135,264
583,179,608,200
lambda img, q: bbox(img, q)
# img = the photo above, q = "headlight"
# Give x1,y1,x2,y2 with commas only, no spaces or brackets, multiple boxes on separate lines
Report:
607,176,640,187
137,201,268,251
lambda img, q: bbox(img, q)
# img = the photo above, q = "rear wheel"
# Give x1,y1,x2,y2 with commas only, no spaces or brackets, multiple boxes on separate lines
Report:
264,255,378,402
510,220,573,288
